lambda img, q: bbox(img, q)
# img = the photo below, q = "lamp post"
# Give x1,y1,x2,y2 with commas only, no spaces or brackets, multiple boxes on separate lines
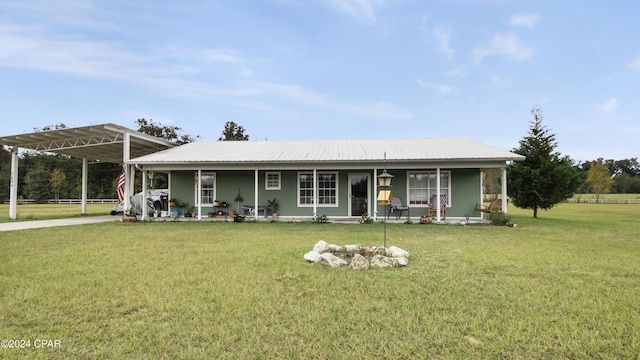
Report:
377,154,393,250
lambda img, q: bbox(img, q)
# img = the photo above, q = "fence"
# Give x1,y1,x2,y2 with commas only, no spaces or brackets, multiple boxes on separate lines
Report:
564,198,640,204
3,199,119,205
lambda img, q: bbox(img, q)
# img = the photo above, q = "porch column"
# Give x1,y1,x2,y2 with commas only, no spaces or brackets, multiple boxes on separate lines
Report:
197,169,202,220
81,158,88,214
313,169,317,217
124,164,135,212
373,167,378,220
479,170,485,216
142,169,148,220
436,167,441,222
9,147,19,220
168,171,172,215
254,169,259,220
501,166,508,213
123,133,131,212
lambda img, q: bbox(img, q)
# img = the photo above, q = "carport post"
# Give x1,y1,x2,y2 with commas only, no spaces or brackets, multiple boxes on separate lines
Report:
81,158,88,214
123,133,131,212
9,147,19,220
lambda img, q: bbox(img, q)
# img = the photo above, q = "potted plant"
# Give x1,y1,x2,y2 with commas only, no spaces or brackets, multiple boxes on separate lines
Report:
169,198,180,207
420,214,432,224
123,207,137,222
267,198,279,218
149,209,155,218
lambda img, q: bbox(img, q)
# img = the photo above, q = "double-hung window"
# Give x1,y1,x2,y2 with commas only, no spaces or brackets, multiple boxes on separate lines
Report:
298,172,338,206
198,173,216,206
407,171,450,206
265,172,281,190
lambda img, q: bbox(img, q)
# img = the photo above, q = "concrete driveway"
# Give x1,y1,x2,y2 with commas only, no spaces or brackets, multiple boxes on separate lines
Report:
0,215,119,232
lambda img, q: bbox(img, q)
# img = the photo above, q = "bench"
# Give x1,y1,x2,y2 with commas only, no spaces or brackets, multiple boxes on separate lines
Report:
474,198,502,213
241,205,270,217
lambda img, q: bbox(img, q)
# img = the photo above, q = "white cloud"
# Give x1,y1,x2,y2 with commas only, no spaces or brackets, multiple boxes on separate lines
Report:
445,65,468,77
415,79,453,94
328,0,383,25
629,55,640,72
600,98,619,113
433,26,454,59
472,33,535,63
508,13,540,28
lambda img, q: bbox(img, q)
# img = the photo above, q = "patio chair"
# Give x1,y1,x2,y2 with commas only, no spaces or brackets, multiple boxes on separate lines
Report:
388,196,410,220
428,193,447,220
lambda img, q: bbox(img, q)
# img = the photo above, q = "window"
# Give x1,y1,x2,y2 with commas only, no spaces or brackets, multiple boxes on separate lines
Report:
318,173,337,205
265,172,281,190
198,173,216,205
298,172,338,207
408,171,450,206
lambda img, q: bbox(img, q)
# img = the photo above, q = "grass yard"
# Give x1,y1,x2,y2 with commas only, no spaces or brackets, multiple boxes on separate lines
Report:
1,204,639,359
0,204,115,223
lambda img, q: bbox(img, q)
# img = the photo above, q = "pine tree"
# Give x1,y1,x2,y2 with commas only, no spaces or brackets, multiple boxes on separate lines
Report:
507,107,581,218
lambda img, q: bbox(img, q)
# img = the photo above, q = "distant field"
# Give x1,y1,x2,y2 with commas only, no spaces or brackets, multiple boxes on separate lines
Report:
1,203,639,358
570,193,640,199
567,193,640,204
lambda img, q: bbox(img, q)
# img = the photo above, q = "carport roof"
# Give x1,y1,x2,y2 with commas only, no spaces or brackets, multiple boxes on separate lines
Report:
0,123,174,163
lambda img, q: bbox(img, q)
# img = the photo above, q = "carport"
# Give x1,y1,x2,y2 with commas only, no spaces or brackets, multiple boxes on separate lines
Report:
0,124,174,220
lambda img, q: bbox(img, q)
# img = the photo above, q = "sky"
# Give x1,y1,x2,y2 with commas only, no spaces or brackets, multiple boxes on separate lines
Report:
1,0,639,162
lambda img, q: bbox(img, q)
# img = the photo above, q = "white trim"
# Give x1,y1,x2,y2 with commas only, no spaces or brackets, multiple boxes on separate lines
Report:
142,169,148,219
297,171,339,208
81,158,88,214
255,169,259,220
195,171,217,207
348,173,370,217
502,167,508,213
9,147,19,220
436,168,441,222
197,169,202,220
406,170,451,207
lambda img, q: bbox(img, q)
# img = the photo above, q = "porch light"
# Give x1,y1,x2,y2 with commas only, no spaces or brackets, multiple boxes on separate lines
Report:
377,153,394,251
377,169,394,187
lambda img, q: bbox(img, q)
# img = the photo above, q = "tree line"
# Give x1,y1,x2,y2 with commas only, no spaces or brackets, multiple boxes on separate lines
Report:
0,120,249,202
1,113,638,219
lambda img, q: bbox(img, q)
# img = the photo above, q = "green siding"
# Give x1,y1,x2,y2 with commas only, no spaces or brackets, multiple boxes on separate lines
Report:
450,169,481,217
168,168,482,219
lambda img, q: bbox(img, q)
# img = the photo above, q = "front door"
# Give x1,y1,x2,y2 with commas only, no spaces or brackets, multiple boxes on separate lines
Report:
349,174,370,217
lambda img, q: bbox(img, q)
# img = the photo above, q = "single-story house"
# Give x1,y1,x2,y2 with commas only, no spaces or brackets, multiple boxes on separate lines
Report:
1,124,524,222
128,138,525,222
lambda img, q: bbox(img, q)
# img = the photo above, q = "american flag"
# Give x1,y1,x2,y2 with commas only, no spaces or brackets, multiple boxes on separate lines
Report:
117,169,126,203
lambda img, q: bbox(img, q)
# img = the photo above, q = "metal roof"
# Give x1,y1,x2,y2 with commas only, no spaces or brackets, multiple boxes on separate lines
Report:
130,138,524,167
0,123,175,163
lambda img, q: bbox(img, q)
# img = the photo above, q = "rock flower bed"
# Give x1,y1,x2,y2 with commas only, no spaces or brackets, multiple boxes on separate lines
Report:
303,240,409,270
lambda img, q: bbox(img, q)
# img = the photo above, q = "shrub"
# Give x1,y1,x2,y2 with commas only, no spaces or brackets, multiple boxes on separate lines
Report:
312,214,329,224
488,211,512,226
359,213,373,224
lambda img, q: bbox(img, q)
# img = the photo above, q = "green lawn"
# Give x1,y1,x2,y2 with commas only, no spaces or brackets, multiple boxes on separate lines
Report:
0,204,115,223
1,204,639,358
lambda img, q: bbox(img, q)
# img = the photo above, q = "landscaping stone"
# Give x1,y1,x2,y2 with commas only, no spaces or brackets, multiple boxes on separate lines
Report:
386,246,409,258
328,244,342,252
348,254,370,270
314,252,348,268
345,245,361,252
304,241,409,270
312,240,330,253
303,251,321,262
370,255,408,268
